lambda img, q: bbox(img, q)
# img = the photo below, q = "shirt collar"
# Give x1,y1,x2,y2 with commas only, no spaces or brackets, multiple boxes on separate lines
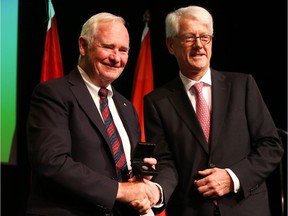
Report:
180,69,212,92
77,65,113,97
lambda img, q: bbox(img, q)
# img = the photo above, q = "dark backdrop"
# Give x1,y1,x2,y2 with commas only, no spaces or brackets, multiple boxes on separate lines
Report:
2,0,287,215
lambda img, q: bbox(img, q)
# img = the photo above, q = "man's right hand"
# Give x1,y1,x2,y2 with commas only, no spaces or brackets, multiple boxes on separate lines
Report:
117,179,159,213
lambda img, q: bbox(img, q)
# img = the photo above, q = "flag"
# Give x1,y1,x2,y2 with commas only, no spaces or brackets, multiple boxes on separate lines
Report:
131,10,154,142
40,0,63,82
131,10,166,216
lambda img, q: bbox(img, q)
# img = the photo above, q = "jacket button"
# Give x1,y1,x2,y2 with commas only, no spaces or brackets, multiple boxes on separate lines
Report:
209,163,216,168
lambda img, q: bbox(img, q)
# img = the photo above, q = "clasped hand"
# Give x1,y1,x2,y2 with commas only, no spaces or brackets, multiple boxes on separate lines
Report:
194,167,233,199
117,158,160,214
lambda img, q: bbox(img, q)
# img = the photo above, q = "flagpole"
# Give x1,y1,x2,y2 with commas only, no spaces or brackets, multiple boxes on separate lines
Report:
142,10,150,40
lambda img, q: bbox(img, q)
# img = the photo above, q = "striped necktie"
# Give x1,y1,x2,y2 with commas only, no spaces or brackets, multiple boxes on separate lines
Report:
98,87,127,181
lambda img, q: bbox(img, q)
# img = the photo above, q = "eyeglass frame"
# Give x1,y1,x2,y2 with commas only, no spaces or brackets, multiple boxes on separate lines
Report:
173,34,213,45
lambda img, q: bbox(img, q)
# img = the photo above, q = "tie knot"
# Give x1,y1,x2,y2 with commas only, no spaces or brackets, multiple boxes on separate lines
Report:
98,87,108,98
193,82,204,94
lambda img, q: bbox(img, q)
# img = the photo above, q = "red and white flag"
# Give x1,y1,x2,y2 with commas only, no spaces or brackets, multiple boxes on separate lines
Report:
40,0,63,82
131,20,154,142
132,11,166,216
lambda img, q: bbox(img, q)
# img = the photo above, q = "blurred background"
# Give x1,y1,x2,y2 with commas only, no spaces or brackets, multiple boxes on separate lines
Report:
1,0,287,215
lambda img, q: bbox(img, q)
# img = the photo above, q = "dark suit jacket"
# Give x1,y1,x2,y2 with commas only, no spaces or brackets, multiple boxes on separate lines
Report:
26,68,141,216
144,69,284,216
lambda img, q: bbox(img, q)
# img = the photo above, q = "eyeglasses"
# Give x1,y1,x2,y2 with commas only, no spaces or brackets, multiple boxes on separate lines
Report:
174,34,213,45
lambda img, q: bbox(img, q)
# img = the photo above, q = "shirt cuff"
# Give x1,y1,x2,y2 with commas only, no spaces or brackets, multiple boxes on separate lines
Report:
225,168,240,193
153,182,164,208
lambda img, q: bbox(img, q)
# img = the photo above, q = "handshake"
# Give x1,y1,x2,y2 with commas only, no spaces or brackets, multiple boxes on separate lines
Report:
116,142,160,215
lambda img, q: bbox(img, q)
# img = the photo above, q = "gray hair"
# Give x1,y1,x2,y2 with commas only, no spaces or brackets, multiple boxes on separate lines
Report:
165,6,213,38
80,12,126,48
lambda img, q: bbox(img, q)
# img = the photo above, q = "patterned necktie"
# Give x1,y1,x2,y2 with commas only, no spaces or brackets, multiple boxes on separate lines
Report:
98,87,127,181
194,83,217,206
193,82,211,143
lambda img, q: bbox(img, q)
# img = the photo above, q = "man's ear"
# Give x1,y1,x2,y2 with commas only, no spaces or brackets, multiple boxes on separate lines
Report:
79,37,88,56
166,37,175,55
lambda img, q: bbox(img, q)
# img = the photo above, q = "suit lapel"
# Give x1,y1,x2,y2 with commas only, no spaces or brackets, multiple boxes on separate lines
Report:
67,69,110,145
112,88,138,151
167,78,209,153
210,70,231,153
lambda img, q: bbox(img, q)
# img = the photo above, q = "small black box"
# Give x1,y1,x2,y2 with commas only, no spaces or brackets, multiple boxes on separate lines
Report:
131,142,157,176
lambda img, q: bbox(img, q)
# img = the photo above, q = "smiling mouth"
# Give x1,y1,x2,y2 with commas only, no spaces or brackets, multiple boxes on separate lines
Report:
104,64,118,70
192,54,205,58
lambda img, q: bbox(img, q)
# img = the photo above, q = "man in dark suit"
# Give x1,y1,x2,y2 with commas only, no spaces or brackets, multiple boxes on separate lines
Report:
26,12,161,216
144,5,284,216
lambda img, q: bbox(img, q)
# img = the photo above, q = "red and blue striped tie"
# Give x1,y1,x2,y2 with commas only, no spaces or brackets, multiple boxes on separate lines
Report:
99,87,127,181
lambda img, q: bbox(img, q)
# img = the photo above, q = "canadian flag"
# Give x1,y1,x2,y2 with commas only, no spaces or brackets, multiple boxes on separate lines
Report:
40,0,63,82
131,13,154,142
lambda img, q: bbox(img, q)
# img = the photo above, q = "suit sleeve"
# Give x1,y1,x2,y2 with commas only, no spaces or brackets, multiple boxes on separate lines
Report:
27,81,118,212
228,75,284,198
